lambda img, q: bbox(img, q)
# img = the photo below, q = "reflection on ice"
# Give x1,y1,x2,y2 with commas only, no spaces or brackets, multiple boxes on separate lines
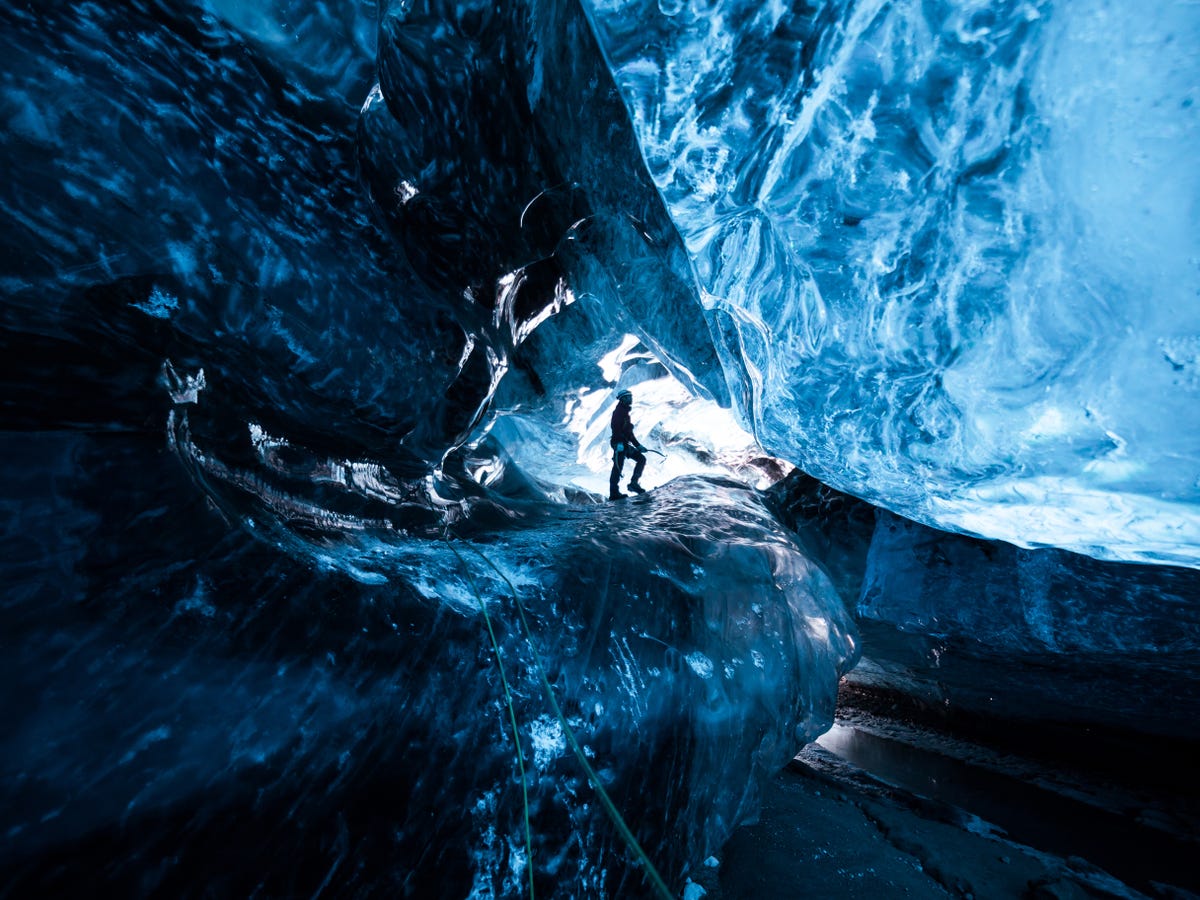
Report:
2,0,1198,894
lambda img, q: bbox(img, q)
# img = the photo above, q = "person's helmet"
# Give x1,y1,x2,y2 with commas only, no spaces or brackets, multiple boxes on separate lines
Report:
617,389,633,404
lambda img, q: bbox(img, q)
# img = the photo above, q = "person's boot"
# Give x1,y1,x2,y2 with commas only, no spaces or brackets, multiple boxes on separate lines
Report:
627,482,645,494
609,486,626,500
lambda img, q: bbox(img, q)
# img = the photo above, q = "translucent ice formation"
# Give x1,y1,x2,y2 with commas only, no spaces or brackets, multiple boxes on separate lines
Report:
585,0,1200,566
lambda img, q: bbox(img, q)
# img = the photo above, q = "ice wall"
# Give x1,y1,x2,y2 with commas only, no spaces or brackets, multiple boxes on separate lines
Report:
850,511,1200,737
0,4,860,893
3,0,1197,891
585,0,1200,567
8,0,1195,567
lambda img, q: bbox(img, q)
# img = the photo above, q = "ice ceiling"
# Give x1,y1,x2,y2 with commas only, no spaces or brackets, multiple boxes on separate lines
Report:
582,0,1200,567
359,0,1200,568
6,0,1197,566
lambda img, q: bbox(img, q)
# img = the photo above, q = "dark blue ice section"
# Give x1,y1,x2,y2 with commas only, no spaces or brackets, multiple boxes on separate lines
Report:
1,431,853,895
850,512,1200,738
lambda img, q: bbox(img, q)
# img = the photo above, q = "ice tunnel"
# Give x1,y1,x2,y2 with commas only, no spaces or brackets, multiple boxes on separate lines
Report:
1,0,1198,897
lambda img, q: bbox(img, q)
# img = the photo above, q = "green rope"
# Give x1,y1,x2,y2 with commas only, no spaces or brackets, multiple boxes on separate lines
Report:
468,545,674,900
445,538,536,900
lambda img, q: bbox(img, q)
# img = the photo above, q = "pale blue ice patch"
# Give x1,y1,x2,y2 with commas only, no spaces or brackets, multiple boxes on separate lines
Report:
118,725,172,766
133,286,179,319
685,651,714,680
167,241,198,279
528,714,566,771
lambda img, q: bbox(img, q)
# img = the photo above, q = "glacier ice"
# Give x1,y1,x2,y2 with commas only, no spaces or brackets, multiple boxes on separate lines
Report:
586,0,1200,567
765,469,1200,737
6,0,1196,565
847,510,1200,737
2,0,1198,894
0,429,855,895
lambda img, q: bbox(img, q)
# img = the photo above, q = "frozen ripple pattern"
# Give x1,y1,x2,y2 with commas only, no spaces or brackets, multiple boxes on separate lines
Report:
585,0,1200,566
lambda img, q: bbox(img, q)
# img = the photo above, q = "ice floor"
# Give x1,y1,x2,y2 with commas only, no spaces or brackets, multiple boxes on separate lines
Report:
697,688,1200,900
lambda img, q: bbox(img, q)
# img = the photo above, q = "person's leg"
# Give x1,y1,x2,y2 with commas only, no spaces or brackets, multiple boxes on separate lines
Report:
627,448,647,492
609,449,626,498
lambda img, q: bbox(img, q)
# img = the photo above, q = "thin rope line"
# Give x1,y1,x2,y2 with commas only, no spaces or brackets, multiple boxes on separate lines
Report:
445,537,537,900
467,544,673,900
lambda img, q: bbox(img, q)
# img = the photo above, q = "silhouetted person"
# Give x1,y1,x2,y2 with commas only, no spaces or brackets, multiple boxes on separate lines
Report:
609,389,646,500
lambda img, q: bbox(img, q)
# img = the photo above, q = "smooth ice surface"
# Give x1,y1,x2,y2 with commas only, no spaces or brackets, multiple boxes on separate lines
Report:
585,0,1200,566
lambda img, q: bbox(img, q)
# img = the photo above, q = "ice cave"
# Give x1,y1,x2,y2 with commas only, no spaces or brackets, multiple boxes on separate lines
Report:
1,0,1197,897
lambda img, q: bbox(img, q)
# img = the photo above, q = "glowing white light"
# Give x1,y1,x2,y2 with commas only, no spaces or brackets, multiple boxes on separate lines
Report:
805,616,830,642
361,82,384,113
395,180,419,204
598,334,641,383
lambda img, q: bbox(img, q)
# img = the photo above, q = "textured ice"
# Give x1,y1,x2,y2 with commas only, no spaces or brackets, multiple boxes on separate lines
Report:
9,0,1194,564
849,511,1200,737
1,0,1197,894
1,430,855,894
586,0,1200,566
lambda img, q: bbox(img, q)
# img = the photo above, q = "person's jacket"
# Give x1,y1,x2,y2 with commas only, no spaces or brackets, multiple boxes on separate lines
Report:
610,403,639,449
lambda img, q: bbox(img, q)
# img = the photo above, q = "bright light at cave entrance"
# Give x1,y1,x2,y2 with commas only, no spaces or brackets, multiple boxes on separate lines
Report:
491,334,791,499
